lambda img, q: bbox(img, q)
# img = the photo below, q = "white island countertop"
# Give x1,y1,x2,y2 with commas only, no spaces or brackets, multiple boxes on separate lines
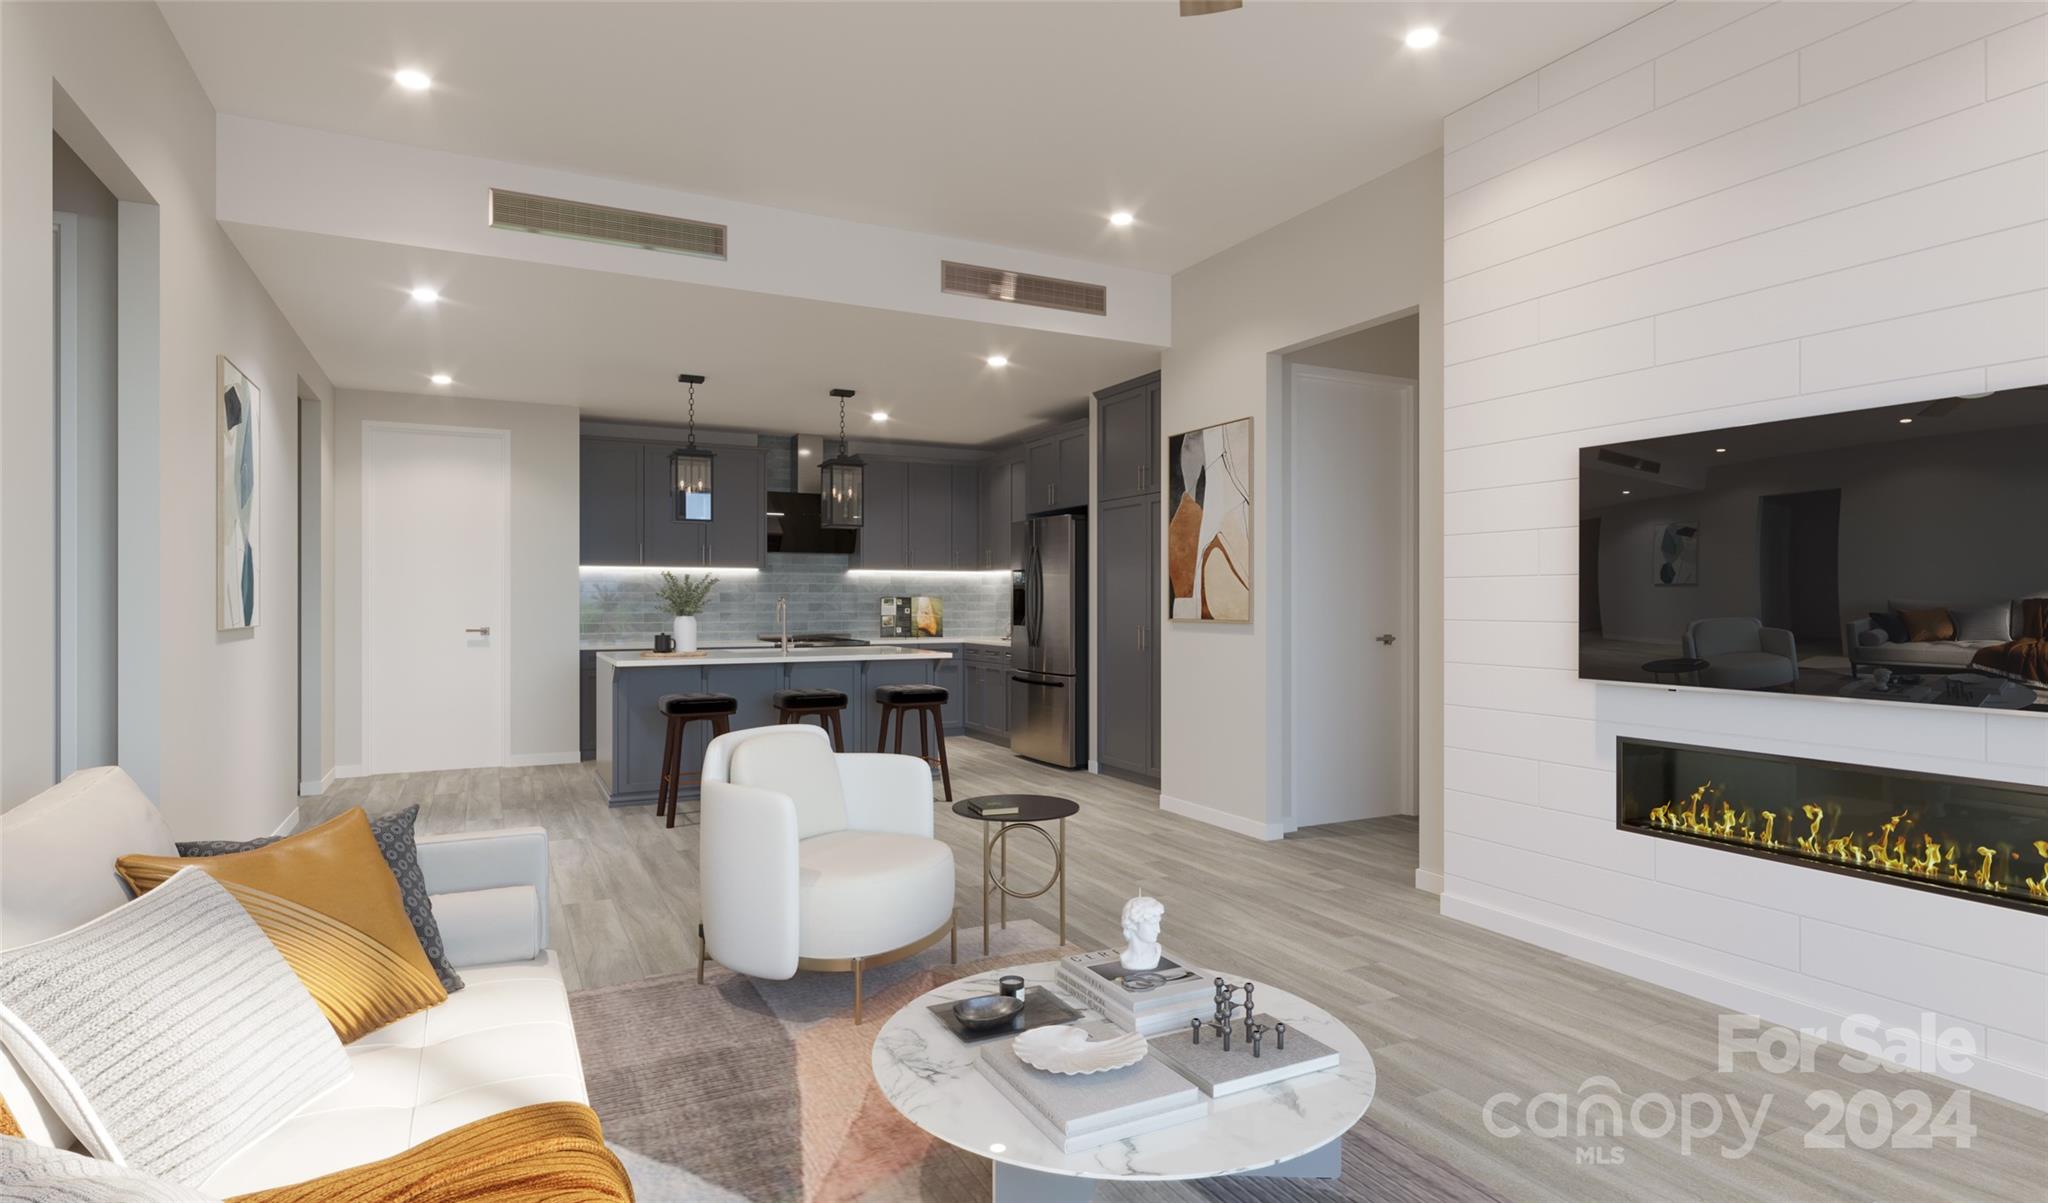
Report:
598,645,956,668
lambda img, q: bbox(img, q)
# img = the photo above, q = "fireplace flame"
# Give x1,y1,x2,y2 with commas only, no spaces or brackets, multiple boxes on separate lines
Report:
1642,782,2034,899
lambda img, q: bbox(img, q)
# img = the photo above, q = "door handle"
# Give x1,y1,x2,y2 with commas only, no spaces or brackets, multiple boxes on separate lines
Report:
1012,675,1065,688
466,626,492,636
1376,633,1396,645
1138,625,1145,652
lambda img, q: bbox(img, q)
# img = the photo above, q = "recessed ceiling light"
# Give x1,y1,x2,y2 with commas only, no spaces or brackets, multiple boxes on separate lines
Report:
1621,489,1632,495
986,354,1009,368
409,286,439,304
1108,211,1135,228
797,447,811,457
1404,27,1440,50
1715,447,1727,453
394,68,433,92
1898,417,1914,424
870,411,889,423
429,373,452,386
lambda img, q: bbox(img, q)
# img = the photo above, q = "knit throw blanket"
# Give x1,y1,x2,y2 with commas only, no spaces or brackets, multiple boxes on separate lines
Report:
1970,599,2048,686
229,1103,632,1203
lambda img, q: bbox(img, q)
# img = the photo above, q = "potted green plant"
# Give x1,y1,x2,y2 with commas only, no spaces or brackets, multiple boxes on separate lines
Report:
655,571,718,652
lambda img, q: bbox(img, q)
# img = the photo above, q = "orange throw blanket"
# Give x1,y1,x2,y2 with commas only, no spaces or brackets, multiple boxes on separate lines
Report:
1970,599,2048,686
229,1103,632,1203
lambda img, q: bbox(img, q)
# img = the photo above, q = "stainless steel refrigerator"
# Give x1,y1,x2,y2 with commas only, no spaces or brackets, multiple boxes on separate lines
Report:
1011,513,1088,768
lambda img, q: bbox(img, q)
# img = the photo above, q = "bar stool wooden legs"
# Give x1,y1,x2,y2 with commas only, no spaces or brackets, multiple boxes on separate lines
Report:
654,692,738,828
873,684,952,801
771,688,849,752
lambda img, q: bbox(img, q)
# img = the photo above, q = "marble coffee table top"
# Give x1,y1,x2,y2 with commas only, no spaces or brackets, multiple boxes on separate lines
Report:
870,959,1375,1182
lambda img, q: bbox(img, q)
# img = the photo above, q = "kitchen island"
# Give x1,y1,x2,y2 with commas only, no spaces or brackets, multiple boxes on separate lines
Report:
592,645,957,807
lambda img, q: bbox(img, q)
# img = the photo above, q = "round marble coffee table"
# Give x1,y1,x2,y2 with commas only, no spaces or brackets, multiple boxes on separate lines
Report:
871,959,1375,1201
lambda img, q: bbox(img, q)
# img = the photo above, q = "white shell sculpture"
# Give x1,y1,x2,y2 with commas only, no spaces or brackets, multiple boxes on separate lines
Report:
1013,1025,1150,1076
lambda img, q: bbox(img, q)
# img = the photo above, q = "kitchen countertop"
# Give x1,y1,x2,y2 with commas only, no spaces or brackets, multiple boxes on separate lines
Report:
582,635,1011,653
598,646,956,668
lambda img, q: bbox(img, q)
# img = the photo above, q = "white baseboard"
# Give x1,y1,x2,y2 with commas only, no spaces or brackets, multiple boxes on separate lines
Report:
1087,759,1100,774
1439,885,2048,1111
334,763,368,780
1413,868,1445,894
508,751,581,768
269,807,301,837
298,768,334,797
1159,793,1285,841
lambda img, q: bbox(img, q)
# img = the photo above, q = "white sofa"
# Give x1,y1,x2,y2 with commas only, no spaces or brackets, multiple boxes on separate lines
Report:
0,766,586,1195
1844,595,2047,680
697,725,954,1023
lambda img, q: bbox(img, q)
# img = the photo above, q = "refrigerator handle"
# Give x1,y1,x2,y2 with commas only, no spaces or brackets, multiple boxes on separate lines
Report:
1011,675,1065,688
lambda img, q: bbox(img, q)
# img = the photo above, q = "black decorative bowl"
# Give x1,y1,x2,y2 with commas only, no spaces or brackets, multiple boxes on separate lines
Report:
951,994,1026,1031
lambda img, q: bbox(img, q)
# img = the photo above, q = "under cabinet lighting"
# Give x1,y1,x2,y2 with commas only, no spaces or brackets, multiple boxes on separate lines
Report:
845,569,1012,579
577,565,762,575
394,68,433,92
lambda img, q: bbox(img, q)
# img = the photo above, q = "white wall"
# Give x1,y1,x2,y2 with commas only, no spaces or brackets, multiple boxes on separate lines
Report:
2,3,334,837
1439,1,2048,1108
1161,151,1446,858
332,390,579,772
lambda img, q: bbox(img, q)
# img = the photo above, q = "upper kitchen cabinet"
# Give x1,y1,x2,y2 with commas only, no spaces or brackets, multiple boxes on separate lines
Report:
639,444,706,565
1098,373,1160,503
580,439,643,565
979,455,1018,570
949,465,980,569
580,437,766,567
1024,420,1089,513
906,463,952,569
852,458,908,569
704,446,767,568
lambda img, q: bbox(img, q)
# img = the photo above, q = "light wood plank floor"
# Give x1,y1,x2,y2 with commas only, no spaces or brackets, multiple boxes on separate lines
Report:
312,738,2044,1202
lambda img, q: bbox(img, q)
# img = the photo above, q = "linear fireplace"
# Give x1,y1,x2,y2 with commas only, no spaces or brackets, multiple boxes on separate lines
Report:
1617,738,2048,913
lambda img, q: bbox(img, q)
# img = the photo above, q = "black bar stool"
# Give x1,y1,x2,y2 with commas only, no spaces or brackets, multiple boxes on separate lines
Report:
874,683,952,801
772,688,849,751
655,692,738,828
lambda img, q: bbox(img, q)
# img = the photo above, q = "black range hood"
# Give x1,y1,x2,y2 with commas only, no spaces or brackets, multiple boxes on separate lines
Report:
766,490,856,555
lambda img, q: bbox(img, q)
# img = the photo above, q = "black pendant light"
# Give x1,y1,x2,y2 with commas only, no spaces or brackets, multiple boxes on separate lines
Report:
818,388,864,529
671,373,715,522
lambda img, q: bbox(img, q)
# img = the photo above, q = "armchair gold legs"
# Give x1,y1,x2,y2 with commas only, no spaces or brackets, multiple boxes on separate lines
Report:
697,912,957,1025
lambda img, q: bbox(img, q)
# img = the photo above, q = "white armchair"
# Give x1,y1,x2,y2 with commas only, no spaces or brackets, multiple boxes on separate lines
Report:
697,725,955,1022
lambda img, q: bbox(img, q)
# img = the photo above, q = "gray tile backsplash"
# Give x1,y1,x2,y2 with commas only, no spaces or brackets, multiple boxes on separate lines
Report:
580,553,1012,645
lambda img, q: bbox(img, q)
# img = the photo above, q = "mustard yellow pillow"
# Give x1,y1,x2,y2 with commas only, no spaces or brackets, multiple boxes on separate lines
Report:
1899,607,1955,642
117,809,446,1043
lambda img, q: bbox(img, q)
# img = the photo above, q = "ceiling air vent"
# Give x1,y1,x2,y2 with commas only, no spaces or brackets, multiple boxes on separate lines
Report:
941,260,1107,316
1595,447,1662,474
488,189,727,260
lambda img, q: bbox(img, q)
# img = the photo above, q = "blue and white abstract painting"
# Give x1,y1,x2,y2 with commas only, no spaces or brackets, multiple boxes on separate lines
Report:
217,356,258,629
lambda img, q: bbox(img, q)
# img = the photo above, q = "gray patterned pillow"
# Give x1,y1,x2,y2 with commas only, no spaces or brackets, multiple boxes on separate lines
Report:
177,804,463,992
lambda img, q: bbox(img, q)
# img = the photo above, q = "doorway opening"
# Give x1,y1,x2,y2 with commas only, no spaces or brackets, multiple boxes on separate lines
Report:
298,393,329,795
1276,313,1421,829
1757,488,1843,648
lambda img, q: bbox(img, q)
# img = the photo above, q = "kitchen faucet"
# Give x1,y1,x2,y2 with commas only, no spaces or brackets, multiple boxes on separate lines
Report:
777,596,790,652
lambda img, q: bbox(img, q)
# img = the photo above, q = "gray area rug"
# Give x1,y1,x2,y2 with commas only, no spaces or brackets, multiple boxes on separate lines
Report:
573,920,1506,1202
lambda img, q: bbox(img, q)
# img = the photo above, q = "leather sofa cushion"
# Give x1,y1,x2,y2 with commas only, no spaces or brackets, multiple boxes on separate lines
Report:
0,766,176,949
795,830,953,960
730,730,848,839
118,810,447,1044
429,887,541,968
198,954,586,1197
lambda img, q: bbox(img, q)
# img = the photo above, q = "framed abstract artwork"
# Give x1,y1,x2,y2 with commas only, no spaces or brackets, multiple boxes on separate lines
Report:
1166,416,1252,623
217,355,259,629
1653,520,1698,587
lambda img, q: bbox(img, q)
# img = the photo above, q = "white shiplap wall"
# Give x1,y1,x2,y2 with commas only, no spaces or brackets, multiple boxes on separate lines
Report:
1438,1,2048,1109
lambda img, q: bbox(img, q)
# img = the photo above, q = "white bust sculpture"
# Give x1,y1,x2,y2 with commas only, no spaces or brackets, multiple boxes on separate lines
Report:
1119,895,1165,971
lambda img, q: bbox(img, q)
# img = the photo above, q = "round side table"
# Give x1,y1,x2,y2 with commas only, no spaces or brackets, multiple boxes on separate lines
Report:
1641,656,1709,685
951,796,1079,954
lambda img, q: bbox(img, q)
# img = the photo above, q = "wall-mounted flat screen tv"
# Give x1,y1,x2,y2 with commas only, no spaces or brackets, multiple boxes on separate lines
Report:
1578,386,2046,714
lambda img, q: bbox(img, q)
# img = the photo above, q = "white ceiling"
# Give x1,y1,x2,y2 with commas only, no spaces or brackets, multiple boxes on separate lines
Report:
225,223,1162,443
167,0,1653,275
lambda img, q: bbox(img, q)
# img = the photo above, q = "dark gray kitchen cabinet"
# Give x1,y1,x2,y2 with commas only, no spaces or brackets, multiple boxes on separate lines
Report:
981,455,1022,570
853,459,908,568
1024,421,1090,513
906,463,952,569
1095,494,1160,781
963,645,1011,738
1098,374,1160,503
704,447,767,569
949,466,980,569
934,653,965,732
580,440,643,565
1009,452,1030,521
640,444,706,566
580,651,598,760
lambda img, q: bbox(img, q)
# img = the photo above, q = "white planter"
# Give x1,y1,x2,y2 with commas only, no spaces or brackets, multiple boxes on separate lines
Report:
672,615,698,652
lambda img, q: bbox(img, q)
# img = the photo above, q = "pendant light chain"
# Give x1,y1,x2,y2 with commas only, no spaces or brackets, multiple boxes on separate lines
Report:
838,394,848,455
687,380,698,449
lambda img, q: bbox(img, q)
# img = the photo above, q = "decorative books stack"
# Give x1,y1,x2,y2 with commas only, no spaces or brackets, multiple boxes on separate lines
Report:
1148,1014,1340,1096
965,797,1021,818
1055,950,1214,1036
975,1025,1205,1152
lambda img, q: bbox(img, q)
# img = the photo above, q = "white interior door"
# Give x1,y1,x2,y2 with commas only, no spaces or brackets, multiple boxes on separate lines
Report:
1286,365,1415,826
362,423,509,773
